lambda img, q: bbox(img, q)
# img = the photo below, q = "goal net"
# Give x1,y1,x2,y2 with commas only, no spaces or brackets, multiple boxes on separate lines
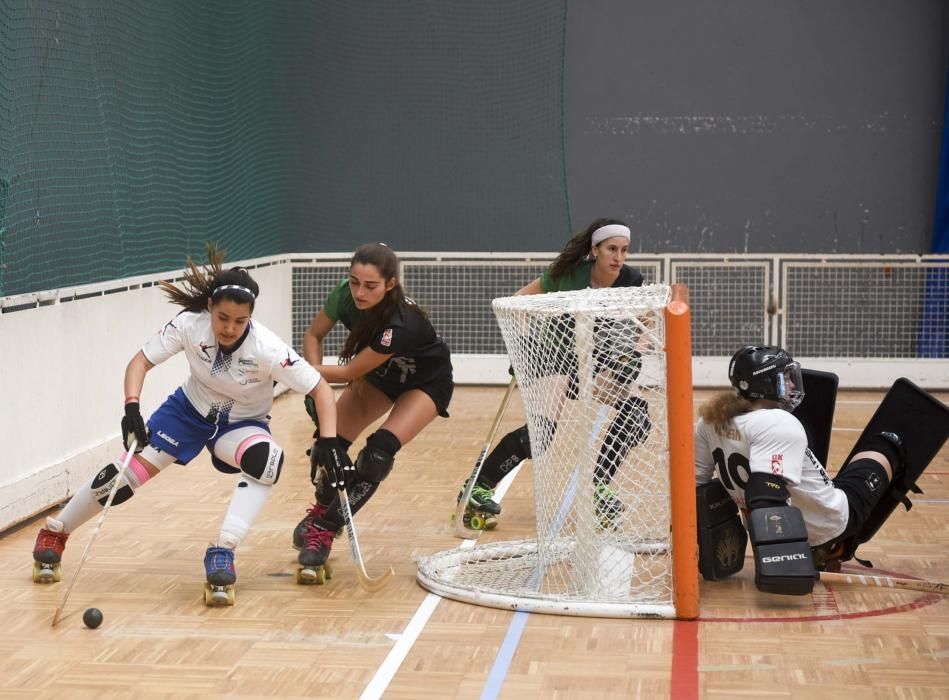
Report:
417,284,698,618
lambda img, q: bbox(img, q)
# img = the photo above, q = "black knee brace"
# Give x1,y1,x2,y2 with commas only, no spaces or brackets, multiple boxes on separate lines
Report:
355,429,400,483
240,440,284,485
596,397,651,482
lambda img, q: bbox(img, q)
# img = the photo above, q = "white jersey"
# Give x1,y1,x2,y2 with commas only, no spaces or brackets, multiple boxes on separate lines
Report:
694,408,848,546
142,311,320,423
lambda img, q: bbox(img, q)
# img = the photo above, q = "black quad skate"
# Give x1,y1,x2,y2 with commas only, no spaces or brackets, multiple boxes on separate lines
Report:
296,517,336,585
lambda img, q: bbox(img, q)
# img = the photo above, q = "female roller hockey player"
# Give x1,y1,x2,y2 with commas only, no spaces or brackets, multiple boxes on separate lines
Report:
694,345,904,595
31,245,348,606
295,242,453,582
455,218,651,531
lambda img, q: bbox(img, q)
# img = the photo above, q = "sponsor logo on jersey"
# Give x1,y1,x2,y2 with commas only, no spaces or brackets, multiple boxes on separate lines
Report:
238,357,258,367
280,350,298,368
157,430,180,447
198,341,215,361
381,328,393,347
771,453,784,475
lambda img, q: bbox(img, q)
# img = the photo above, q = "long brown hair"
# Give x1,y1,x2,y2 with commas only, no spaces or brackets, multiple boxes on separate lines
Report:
548,217,627,281
158,243,259,313
339,243,425,361
698,391,754,435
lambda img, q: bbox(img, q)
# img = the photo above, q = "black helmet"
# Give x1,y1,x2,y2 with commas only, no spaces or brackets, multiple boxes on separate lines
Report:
728,345,804,410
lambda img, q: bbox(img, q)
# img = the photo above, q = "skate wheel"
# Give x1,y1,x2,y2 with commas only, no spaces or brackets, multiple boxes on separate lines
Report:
296,566,328,585
204,583,235,606
469,513,485,531
483,515,498,531
33,561,60,584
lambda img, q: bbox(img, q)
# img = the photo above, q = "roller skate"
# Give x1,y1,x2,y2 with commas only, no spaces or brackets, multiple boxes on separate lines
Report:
32,524,68,583
452,480,500,531
296,517,335,585
292,502,342,551
203,545,236,606
595,483,624,530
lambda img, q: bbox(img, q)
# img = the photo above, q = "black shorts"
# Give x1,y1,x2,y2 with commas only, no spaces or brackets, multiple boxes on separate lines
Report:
365,372,454,417
831,458,889,541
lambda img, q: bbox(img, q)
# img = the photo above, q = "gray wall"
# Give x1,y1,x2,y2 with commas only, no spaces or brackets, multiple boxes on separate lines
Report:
566,1,948,254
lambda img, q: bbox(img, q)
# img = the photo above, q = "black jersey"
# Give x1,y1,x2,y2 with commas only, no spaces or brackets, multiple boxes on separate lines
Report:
323,279,453,390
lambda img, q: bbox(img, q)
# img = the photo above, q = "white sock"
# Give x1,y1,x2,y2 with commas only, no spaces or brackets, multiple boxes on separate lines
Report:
217,480,271,549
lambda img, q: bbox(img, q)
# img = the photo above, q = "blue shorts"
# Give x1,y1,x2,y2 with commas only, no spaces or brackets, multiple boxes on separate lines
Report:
147,388,270,471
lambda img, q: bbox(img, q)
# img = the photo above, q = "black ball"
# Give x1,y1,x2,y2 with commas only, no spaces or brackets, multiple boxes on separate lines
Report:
83,607,103,629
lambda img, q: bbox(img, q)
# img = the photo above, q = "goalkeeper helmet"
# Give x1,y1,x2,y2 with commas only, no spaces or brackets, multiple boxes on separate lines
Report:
728,345,804,411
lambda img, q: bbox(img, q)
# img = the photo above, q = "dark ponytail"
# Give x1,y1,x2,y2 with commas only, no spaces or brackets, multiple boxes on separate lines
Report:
339,243,424,361
159,243,259,313
548,217,626,281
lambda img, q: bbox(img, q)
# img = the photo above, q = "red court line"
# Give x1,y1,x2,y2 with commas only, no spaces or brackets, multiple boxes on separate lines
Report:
671,620,699,700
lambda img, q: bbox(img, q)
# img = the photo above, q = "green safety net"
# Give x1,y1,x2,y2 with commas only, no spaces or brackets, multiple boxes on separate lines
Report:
0,1,570,297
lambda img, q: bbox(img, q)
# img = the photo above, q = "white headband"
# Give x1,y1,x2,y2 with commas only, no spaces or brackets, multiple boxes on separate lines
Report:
213,284,256,299
591,224,631,247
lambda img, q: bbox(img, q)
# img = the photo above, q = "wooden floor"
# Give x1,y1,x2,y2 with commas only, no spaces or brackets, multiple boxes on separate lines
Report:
1,385,947,699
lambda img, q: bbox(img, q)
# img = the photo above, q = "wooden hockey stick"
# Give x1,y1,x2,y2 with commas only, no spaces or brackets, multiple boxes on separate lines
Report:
52,439,138,627
339,485,394,592
453,377,518,539
818,570,949,595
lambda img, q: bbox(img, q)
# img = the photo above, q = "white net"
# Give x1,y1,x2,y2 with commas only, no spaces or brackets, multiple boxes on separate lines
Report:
417,284,680,618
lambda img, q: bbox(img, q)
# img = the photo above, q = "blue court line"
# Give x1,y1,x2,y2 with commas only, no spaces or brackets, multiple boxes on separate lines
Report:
481,406,609,699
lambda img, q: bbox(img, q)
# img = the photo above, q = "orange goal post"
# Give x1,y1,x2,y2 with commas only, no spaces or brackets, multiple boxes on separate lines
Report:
417,283,698,619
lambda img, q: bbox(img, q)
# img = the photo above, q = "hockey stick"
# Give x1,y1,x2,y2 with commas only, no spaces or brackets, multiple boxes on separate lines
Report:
818,570,949,595
453,377,518,539
51,439,138,627
339,485,395,592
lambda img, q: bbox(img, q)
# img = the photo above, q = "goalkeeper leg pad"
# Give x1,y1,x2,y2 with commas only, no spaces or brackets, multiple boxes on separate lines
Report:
747,506,816,596
696,480,747,580
835,378,949,546
791,369,838,467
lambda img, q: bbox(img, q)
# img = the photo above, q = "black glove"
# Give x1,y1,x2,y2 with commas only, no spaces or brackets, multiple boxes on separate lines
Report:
303,394,321,436
310,437,354,490
121,402,149,452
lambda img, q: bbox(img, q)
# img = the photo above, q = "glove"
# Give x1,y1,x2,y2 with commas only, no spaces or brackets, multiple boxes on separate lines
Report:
121,402,149,452
303,394,321,436
310,437,354,490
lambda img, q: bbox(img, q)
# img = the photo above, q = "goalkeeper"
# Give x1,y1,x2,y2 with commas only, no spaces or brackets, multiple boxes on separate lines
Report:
455,218,650,531
694,345,912,595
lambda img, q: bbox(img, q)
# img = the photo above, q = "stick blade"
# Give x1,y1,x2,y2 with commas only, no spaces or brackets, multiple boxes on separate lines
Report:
357,564,395,592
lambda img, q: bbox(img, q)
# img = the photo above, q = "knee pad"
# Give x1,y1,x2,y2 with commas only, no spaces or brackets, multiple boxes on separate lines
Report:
238,437,284,485
355,429,400,483
91,453,153,506
611,397,651,449
529,417,559,457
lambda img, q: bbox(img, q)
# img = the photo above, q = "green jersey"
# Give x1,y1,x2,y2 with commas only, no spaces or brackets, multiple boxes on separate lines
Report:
539,260,644,292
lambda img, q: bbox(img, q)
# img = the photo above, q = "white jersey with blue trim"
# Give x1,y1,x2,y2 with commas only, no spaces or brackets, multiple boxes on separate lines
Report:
694,408,848,546
142,310,320,423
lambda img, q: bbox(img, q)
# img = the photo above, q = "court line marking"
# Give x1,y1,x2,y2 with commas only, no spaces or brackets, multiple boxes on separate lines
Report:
359,466,522,700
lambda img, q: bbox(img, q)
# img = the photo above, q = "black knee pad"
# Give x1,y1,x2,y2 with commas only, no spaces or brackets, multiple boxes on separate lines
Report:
530,417,559,457
355,429,400,483
612,397,651,449
92,462,135,506
240,440,284,485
